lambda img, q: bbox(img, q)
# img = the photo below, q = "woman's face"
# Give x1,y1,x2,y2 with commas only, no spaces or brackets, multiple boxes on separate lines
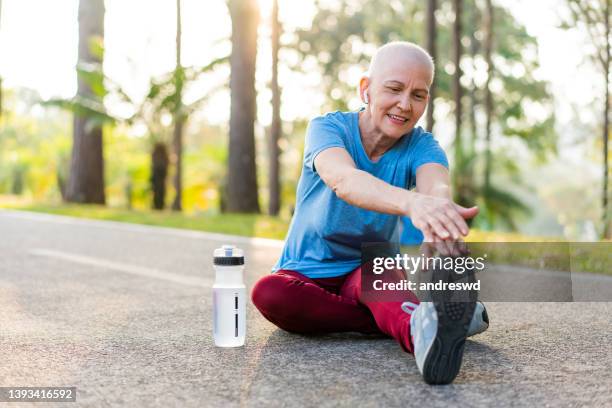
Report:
362,60,431,140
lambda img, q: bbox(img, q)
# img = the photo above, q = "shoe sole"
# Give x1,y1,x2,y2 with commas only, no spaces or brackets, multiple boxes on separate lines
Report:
421,268,477,385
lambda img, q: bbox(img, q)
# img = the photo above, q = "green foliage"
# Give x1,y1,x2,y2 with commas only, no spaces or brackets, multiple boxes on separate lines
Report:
0,89,71,201
562,0,610,69
139,55,229,123
476,184,531,231
294,0,423,111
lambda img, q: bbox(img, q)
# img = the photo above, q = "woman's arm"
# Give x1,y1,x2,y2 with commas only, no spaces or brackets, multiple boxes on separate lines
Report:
413,163,479,241
314,148,478,240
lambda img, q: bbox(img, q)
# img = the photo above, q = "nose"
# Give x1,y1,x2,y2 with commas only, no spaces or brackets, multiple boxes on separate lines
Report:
397,94,412,113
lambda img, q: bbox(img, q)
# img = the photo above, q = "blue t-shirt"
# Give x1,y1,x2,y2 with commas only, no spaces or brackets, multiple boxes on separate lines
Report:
400,216,425,245
273,110,448,278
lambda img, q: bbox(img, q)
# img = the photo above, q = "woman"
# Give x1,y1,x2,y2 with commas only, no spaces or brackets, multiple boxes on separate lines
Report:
251,41,488,385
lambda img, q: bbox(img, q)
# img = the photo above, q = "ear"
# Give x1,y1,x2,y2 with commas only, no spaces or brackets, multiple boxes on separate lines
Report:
359,76,370,104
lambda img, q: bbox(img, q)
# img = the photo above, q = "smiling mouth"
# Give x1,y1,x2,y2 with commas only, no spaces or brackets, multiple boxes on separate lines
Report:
386,114,409,124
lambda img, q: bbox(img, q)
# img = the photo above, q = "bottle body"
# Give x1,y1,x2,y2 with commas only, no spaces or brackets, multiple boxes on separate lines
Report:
212,284,246,347
212,245,246,347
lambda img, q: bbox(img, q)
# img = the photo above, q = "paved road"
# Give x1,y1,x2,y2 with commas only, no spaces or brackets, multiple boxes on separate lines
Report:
1,210,611,407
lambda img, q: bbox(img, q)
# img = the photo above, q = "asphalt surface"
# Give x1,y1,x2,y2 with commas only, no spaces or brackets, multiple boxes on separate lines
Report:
1,209,611,407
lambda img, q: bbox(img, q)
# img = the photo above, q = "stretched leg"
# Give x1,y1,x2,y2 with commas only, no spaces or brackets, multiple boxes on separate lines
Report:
340,266,419,353
251,270,379,334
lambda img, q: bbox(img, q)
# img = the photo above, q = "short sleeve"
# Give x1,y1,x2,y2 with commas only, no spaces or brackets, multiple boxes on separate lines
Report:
410,133,449,175
303,116,347,172
406,132,448,189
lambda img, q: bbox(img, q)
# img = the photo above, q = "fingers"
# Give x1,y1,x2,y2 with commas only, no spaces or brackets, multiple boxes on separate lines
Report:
455,204,479,220
426,212,466,241
420,230,470,260
425,216,451,240
427,203,473,240
433,234,454,256
435,211,465,240
457,239,469,256
420,238,434,259
411,194,478,242
445,205,470,236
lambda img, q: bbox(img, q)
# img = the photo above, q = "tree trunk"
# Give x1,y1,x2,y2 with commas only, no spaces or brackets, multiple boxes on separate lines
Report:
452,0,463,161
151,142,169,210
483,0,493,194
603,0,610,238
468,0,480,155
66,0,105,204
227,0,260,213
0,0,3,121
452,0,467,207
268,0,281,215
171,0,184,211
425,0,437,133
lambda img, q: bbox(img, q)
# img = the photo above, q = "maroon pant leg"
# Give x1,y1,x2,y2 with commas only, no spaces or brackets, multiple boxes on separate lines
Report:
251,270,379,334
340,266,420,353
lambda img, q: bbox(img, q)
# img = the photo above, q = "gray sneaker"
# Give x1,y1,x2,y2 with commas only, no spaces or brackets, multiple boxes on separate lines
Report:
402,301,489,338
467,302,489,336
407,299,477,384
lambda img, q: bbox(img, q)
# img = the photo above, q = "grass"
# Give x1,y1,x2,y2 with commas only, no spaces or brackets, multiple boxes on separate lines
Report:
0,199,291,240
1,197,610,275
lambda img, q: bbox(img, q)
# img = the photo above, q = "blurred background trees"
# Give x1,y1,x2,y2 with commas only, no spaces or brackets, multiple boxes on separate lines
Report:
563,0,610,238
227,0,260,213
0,0,608,240
66,0,106,204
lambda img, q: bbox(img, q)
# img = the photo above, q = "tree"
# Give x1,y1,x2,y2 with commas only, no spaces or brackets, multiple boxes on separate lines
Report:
145,63,227,211
151,143,169,210
65,0,106,204
565,0,611,238
483,0,493,195
425,0,437,132
171,0,185,211
46,55,227,211
268,0,282,215
227,0,260,213
0,0,3,122
452,0,470,207
464,0,481,202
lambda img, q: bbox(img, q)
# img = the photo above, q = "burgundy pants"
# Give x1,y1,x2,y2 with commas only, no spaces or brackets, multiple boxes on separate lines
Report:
251,266,419,353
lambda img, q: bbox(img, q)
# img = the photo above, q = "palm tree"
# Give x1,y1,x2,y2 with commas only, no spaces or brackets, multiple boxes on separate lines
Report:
483,0,493,195
66,0,106,204
0,0,3,121
425,0,437,132
452,0,472,208
152,143,169,210
452,0,463,165
227,0,260,213
171,0,185,211
268,0,282,215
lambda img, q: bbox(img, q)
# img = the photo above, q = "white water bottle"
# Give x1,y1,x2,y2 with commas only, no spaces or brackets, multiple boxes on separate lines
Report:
213,245,246,347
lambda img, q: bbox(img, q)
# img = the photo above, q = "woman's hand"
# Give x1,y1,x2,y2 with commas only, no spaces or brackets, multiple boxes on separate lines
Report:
407,191,479,242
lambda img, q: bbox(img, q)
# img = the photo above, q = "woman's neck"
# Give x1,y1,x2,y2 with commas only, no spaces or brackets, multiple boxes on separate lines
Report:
358,110,399,161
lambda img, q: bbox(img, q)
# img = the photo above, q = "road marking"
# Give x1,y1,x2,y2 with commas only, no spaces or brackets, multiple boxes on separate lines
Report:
30,248,211,288
2,210,284,248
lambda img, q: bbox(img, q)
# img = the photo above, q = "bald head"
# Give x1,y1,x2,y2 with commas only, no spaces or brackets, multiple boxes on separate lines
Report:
368,41,434,86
